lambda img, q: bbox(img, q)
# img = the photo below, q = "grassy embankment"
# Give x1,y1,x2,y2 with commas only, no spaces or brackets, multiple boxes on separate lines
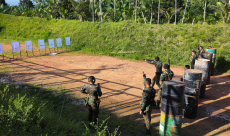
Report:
0,13,230,72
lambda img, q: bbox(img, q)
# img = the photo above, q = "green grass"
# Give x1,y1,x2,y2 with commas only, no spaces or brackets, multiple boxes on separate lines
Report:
0,65,15,75
0,14,230,72
0,82,153,136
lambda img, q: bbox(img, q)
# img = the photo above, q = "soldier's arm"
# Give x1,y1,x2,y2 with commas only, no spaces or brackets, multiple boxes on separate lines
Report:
160,73,166,81
79,85,87,94
97,85,102,97
140,92,148,112
146,60,155,65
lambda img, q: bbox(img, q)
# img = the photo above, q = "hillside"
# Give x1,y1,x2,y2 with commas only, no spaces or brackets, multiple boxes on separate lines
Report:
0,14,229,72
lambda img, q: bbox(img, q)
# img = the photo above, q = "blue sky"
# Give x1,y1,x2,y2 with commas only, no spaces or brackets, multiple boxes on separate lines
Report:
5,0,36,6
5,0,20,6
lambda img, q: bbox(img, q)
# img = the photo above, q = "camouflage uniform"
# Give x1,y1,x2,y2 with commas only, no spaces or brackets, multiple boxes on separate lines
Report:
191,55,197,69
79,84,102,124
157,69,174,101
140,87,156,130
198,48,205,56
146,60,162,89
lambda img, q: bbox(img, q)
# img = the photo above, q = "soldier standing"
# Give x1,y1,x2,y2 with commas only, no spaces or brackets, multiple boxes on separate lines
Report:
155,64,174,109
140,73,156,135
79,76,102,125
198,46,205,55
190,50,197,69
145,57,162,89
180,65,190,81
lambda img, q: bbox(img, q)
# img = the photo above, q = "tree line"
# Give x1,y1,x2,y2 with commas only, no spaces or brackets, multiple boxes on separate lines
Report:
0,0,230,24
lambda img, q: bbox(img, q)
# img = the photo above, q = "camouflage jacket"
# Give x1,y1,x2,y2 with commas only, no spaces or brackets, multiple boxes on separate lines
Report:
191,55,197,66
146,60,162,75
140,87,156,112
198,49,205,55
160,69,174,86
79,84,102,100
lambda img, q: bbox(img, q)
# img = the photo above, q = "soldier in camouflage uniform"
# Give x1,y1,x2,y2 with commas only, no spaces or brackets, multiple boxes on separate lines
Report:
79,76,102,125
145,57,162,89
155,64,174,109
180,65,190,81
190,50,198,69
140,74,156,135
198,46,205,56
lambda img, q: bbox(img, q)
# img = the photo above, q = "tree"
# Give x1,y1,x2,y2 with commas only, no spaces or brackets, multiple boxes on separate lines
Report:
162,7,182,24
203,0,207,23
158,0,160,25
175,0,177,24
0,0,7,6
210,1,230,24
182,0,188,24
19,0,34,8
150,0,153,24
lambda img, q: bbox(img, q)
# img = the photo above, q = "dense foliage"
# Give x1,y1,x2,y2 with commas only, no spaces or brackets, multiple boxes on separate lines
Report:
0,14,230,72
1,0,230,24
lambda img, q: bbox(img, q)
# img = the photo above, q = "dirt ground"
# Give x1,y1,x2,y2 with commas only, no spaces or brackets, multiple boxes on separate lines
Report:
0,43,230,136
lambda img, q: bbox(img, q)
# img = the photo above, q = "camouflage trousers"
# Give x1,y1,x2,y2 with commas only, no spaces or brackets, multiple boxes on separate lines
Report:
152,74,161,89
88,102,99,124
157,88,162,101
143,105,153,130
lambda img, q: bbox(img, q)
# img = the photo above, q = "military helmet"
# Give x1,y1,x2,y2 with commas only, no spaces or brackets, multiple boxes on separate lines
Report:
155,56,159,61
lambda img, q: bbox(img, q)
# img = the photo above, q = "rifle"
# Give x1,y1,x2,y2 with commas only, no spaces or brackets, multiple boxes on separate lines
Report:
143,71,146,89
143,59,155,62
168,59,170,69
197,45,200,51
96,83,101,108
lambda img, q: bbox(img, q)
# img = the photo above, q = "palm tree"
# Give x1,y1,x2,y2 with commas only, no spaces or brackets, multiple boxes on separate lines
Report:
182,0,189,24
174,0,177,24
203,0,207,23
135,0,137,22
162,7,182,24
210,1,230,24
150,0,153,24
157,0,160,25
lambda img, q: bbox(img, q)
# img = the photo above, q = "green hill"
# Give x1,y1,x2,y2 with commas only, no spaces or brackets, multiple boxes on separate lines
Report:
0,14,229,72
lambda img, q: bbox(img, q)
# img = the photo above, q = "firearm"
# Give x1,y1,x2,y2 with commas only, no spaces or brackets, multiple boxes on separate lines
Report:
143,71,146,89
143,59,155,62
168,59,170,69
197,45,200,51
96,83,101,108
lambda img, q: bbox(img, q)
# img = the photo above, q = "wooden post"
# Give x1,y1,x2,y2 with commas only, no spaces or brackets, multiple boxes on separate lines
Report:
66,45,67,50
26,51,28,56
32,49,34,56
20,51,21,58
57,47,58,53
39,49,41,56
3,54,4,60
45,48,46,55
49,48,51,53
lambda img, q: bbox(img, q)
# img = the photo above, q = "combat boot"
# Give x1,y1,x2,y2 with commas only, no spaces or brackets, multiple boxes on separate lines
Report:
154,100,160,109
141,129,151,135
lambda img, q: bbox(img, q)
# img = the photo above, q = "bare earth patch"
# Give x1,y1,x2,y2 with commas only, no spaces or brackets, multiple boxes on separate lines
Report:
0,43,230,136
